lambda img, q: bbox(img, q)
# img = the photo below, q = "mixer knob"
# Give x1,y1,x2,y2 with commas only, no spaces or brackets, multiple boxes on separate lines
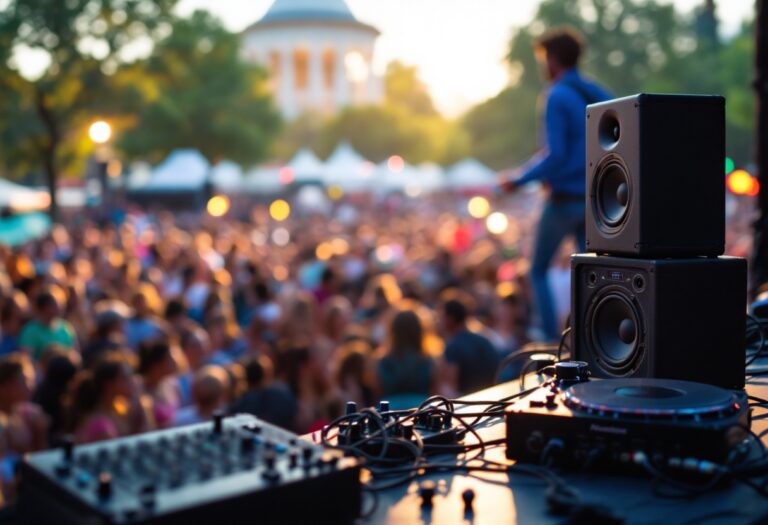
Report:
419,480,436,508
97,472,112,500
240,436,254,454
345,401,358,415
213,411,224,434
264,452,276,471
289,451,299,469
62,436,74,462
462,488,475,513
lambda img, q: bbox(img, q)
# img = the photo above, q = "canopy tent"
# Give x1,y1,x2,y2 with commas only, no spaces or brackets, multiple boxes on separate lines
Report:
210,160,244,193
138,149,210,192
0,179,50,211
416,162,447,193
445,158,498,191
322,142,374,191
373,160,414,193
243,166,284,195
285,148,324,184
0,212,51,246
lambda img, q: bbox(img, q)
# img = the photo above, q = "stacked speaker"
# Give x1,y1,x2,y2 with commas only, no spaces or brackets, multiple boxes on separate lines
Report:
572,94,746,390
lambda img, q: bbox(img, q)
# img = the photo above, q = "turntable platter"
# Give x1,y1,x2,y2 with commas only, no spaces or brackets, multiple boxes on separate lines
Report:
563,378,741,420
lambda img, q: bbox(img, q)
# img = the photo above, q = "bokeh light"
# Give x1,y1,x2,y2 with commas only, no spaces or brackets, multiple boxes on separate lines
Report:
331,238,349,256
269,199,291,221
486,212,509,234
375,244,394,265
327,186,344,200
316,242,334,261
279,167,294,185
88,120,112,144
467,196,491,219
727,169,759,196
495,281,518,298
725,157,735,175
206,195,230,217
387,155,405,173
271,227,290,246
273,265,289,281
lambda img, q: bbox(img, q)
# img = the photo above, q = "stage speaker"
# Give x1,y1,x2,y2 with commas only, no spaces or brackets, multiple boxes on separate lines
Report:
571,254,746,389
585,94,725,257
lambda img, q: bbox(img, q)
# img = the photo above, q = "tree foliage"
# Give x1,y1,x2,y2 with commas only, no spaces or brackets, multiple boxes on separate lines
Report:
275,61,469,165
462,0,755,169
0,0,178,215
118,11,280,166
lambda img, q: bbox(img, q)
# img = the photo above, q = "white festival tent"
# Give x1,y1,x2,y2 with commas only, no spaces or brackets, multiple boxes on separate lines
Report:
0,179,50,210
286,148,324,184
445,158,498,191
243,166,284,195
322,142,374,191
415,162,447,194
138,149,210,192
210,160,244,193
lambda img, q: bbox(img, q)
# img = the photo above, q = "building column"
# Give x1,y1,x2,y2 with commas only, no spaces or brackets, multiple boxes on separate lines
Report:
309,49,324,108
281,47,296,119
334,45,350,110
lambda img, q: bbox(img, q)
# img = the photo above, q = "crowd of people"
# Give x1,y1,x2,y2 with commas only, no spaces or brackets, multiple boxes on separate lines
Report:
0,188,753,503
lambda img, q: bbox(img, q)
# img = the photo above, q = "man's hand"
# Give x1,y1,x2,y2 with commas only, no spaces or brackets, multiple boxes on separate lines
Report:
499,179,518,194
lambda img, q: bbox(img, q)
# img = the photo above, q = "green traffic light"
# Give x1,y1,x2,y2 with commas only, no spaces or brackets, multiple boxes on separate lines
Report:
725,157,735,174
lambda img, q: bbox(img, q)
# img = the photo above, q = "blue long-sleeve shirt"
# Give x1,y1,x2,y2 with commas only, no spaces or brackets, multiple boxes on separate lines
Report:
516,69,612,196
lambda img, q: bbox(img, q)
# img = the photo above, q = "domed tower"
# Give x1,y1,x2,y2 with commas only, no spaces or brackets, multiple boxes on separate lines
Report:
242,0,382,119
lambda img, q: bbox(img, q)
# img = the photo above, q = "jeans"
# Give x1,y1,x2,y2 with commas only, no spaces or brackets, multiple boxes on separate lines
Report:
530,198,586,341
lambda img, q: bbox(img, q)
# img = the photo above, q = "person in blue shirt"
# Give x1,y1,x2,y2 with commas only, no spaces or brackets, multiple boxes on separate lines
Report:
501,27,612,341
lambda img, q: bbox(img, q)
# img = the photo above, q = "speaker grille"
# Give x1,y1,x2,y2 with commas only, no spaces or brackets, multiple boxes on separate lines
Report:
586,287,645,376
591,155,631,235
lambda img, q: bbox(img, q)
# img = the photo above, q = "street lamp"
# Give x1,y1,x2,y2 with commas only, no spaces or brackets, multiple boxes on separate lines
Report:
88,120,112,144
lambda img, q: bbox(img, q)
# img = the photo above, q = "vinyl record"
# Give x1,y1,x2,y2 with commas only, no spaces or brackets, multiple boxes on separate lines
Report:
563,378,741,420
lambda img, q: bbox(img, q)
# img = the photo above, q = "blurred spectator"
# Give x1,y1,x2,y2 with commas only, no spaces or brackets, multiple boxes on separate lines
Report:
138,339,179,428
0,292,30,356
81,300,131,368
126,285,165,350
175,365,230,426
375,309,438,409
33,348,78,443
68,353,148,443
440,291,499,395
230,356,297,430
18,289,78,361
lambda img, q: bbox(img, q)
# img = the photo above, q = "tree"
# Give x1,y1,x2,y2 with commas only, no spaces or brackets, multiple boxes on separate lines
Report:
118,11,281,166
0,0,177,219
461,0,755,169
275,61,468,165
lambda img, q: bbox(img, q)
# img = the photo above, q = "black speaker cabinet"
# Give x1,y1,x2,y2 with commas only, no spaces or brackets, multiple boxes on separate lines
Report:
571,254,746,389
585,93,725,257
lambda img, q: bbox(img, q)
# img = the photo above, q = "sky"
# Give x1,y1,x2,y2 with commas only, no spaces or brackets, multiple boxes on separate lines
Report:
176,0,756,116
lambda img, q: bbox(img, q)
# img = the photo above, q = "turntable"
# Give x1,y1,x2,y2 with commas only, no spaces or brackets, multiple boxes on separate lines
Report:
505,362,750,472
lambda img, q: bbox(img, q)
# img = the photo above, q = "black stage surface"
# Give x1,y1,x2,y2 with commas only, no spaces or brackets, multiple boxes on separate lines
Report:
304,375,768,525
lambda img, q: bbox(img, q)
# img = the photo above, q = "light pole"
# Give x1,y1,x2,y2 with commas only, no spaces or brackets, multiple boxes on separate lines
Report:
87,120,117,218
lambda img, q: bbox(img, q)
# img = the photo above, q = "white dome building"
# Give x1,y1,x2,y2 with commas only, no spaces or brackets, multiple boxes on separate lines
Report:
242,0,382,119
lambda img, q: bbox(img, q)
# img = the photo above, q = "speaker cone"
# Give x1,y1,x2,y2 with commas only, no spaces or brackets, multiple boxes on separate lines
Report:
588,289,643,375
592,155,631,234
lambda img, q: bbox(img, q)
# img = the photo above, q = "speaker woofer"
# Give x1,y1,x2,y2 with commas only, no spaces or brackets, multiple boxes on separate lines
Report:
592,155,631,235
587,289,644,375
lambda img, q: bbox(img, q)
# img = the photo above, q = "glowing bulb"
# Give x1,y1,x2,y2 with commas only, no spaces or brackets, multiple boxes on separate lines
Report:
331,238,349,255
727,170,756,196
269,199,291,221
206,195,230,217
316,242,334,261
89,120,112,144
387,155,405,173
279,167,294,185
327,186,344,200
271,227,290,246
467,196,491,219
486,212,509,234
